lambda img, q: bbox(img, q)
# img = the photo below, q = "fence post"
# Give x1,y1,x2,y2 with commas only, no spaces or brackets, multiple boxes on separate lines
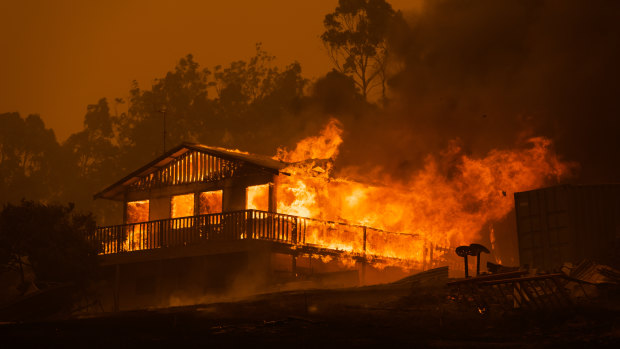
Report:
117,226,123,253
293,217,299,244
159,220,165,248
247,210,254,239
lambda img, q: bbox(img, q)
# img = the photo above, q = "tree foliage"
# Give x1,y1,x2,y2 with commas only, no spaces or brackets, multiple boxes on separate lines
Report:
121,45,308,159
321,0,399,101
0,113,60,203
0,201,99,288
0,44,359,226
64,99,118,178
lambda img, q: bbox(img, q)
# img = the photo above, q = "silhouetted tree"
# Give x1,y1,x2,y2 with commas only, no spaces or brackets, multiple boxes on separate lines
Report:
119,46,308,159
0,113,60,204
62,99,121,223
0,201,98,290
321,0,399,101
210,44,308,151
64,99,117,178
1,46,329,227
118,54,213,170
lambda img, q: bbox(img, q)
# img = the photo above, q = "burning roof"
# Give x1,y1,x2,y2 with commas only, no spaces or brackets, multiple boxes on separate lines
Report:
94,142,291,201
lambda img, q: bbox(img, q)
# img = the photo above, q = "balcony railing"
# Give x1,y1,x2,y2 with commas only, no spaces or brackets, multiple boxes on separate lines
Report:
92,209,429,261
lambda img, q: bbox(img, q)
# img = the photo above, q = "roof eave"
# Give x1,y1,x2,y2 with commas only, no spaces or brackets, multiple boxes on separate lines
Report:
93,142,289,201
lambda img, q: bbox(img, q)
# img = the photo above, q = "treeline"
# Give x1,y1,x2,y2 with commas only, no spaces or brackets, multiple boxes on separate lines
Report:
0,0,402,225
3,0,620,227
0,47,367,225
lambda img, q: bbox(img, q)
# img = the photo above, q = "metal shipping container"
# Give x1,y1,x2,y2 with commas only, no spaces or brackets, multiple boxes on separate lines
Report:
514,184,620,271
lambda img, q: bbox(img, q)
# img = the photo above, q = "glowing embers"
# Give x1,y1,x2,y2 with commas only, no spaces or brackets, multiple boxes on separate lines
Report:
199,190,222,215
246,184,270,211
171,193,194,218
127,200,149,223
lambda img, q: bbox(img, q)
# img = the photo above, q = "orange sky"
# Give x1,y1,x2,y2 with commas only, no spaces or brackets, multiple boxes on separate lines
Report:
0,0,417,141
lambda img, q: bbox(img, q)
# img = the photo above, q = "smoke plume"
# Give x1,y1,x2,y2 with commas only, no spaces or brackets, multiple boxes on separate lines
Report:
337,0,620,184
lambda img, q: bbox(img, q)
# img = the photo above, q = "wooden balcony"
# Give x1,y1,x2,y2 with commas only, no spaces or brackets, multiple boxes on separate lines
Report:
93,210,302,255
91,210,431,263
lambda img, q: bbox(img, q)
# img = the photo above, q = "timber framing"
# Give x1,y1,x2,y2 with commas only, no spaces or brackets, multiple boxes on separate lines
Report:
94,142,290,201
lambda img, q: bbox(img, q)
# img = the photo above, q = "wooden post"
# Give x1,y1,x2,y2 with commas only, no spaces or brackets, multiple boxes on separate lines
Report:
291,217,298,244
464,255,469,278
159,220,165,248
268,180,277,213
247,210,254,239
120,193,128,253
360,261,366,286
157,259,163,306
361,227,367,285
122,192,128,224
114,264,120,312
194,192,200,216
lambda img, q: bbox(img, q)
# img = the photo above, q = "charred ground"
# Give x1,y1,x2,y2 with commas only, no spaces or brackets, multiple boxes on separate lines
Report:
1,278,619,347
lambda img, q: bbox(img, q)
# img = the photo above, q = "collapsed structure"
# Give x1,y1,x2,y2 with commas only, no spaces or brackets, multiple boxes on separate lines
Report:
92,143,436,310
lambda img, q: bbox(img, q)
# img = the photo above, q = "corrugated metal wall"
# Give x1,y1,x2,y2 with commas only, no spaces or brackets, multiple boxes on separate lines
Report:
515,184,620,271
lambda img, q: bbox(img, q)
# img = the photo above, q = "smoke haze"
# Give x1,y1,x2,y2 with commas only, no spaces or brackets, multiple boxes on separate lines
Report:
337,0,620,184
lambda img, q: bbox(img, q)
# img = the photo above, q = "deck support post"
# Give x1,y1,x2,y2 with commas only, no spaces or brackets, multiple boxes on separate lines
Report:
361,227,367,285
114,264,120,312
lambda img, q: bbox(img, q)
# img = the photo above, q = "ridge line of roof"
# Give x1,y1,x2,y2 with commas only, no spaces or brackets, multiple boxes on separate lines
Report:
93,142,290,200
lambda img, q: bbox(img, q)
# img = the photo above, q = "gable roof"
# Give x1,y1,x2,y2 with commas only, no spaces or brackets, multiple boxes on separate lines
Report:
94,142,290,201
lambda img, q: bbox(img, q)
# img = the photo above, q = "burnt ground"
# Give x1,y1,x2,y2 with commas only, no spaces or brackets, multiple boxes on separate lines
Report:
1,281,619,348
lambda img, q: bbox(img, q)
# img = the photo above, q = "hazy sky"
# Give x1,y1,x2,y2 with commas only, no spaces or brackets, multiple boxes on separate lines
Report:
0,0,416,141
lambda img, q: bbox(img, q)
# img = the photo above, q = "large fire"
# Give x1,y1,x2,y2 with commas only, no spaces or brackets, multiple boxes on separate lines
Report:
111,118,573,267
271,118,574,262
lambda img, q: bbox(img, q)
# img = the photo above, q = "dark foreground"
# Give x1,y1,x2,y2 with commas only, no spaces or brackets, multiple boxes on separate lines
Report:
1,281,619,348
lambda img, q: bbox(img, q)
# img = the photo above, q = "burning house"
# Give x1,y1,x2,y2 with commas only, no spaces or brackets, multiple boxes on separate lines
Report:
90,116,578,310
92,142,430,310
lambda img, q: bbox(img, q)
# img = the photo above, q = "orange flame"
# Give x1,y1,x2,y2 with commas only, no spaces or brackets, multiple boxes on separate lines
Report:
199,190,223,214
171,193,194,218
124,200,149,251
247,184,270,211
276,118,343,163
275,118,575,263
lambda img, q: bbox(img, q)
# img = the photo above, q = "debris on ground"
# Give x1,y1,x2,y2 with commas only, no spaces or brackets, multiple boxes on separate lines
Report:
564,260,620,285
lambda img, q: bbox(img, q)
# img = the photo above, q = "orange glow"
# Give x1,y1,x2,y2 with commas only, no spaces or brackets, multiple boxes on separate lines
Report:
276,118,343,163
274,118,574,263
171,193,194,218
125,200,149,251
247,184,270,211
199,190,223,215
127,200,149,223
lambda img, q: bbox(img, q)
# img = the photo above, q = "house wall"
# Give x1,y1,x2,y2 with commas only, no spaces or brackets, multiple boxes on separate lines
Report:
149,196,171,220
223,180,247,211
122,173,279,223
97,242,274,311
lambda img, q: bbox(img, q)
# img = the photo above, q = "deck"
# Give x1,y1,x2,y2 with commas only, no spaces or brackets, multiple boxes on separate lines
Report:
92,210,437,266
